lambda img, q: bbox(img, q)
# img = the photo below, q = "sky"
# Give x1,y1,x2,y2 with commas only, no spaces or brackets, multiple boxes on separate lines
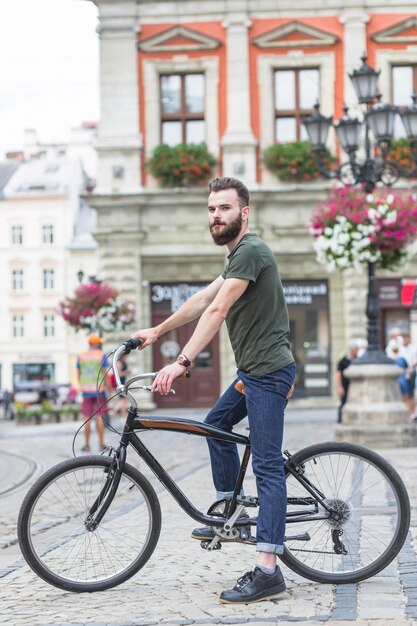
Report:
0,0,99,158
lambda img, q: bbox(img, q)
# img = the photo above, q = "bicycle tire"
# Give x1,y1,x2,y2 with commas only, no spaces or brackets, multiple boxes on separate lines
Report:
280,441,410,584
18,455,161,592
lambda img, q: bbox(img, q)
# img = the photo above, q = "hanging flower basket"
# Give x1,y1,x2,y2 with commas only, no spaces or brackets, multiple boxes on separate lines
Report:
310,186,417,272
147,143,217,188
263,141,337,183
59,281,136,334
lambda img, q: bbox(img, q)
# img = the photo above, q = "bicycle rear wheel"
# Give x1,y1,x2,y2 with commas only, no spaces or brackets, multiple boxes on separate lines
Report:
281,441,410,584
18,455,161,592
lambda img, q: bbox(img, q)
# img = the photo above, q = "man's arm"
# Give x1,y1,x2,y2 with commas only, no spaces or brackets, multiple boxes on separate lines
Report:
130,275,225,348
152,277,249,394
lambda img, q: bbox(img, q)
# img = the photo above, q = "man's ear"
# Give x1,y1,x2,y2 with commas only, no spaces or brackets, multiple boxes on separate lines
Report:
242,205,250,222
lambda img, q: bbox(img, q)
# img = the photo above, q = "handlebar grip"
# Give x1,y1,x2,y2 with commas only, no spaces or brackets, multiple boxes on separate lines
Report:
123,338,142,354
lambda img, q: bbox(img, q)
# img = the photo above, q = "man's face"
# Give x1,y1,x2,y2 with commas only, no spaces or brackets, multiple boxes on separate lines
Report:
208,188,247,246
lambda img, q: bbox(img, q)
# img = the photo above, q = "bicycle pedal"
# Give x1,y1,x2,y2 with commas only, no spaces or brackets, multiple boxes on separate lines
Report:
200,540,222,551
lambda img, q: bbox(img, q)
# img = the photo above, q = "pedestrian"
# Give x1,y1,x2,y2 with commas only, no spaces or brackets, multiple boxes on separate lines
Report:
391,343,415,421
131,176,296,604
385,327,403,359
398,332,417,422
77,333,111,452
335,339,360,423
68,384,78,404
1,389,13,419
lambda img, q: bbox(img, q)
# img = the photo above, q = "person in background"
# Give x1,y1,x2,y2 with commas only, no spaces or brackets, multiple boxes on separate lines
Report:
77,333,111,452
391,343,415,422
68,384,78,404
398,333,417,422
2,389,13,419
335,339,360,423
385,327,403,359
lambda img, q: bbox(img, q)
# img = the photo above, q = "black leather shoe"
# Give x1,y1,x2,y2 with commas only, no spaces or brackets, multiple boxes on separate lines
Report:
191,509,252,541
219,566,286,604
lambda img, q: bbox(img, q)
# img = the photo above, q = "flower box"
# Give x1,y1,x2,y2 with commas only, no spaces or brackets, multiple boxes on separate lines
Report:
263,141,337,183
147,143,217,188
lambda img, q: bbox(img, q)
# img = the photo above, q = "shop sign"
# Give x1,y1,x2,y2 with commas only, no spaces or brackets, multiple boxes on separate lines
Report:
283,281,327,305
378,279,417,307
151,283,209,313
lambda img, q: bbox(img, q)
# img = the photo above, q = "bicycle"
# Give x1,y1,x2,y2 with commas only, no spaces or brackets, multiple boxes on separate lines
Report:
17,339,411,593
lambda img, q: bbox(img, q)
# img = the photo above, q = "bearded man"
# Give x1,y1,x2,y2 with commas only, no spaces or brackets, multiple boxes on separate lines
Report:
131,176,295,603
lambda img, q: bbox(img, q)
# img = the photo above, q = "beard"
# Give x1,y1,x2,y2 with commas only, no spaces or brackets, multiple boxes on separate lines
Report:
209,212,243,246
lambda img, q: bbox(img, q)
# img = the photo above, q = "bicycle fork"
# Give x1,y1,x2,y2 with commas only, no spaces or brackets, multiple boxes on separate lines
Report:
84,445,127,531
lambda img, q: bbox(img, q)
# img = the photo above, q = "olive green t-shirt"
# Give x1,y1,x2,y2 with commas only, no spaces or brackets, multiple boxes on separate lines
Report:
221,233,294,376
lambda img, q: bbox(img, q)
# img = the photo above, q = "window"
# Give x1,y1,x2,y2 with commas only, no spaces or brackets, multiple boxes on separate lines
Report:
11,226,23,245
274,68,319,142
160,73,205,145
42,225,54,244
392,65,417,137
12,314,24,338
43,269,55,290
43,314,55,337
12,269,24,291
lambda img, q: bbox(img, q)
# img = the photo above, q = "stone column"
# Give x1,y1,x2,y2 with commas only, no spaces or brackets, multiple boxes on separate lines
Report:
95,1,142,193
221,14,257,184
339,11,369,113
339,11,370,162
335,363,417,448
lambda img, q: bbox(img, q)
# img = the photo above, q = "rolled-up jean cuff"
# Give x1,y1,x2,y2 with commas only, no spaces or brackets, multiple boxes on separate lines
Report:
216,490,235,500
256,543,284,555
216,490,244,501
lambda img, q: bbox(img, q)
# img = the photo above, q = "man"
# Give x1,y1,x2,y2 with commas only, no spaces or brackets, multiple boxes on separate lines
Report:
131,177,295,604
77,333,111,452
399,332,417,422
335,339,360,423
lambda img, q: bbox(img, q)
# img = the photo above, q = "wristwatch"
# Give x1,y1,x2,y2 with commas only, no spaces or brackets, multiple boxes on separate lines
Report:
177,353,191,367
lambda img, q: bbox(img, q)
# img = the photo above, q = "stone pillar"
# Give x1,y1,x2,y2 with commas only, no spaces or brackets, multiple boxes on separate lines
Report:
339,11,369,113
335,363,417,448
221,14,257,184
95,1,142,193
93,198,155,409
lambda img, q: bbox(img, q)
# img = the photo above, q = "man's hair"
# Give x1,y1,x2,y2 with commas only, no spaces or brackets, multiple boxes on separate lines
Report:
208,177,249,208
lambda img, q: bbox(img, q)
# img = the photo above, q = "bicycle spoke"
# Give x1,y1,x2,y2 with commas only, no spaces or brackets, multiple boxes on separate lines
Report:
284,446,405,580
25,460,157,586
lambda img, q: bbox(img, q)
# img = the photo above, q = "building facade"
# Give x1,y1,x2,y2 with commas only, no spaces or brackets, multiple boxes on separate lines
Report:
87,0,417,407
0,152,98,392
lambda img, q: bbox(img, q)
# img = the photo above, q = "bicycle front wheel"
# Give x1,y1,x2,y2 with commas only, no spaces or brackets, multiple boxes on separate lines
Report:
281,441,410,584
18,455,161,592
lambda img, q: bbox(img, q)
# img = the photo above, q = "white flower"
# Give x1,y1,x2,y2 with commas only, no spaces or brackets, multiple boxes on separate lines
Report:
387,194,394,204
385,211,396,225
366,194,374,203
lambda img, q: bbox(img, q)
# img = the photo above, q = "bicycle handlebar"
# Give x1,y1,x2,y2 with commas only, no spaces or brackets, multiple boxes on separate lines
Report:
111,339,191,408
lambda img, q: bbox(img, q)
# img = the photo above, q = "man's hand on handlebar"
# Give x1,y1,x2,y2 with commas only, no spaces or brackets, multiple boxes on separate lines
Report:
130,328,159,349
151,362,187,395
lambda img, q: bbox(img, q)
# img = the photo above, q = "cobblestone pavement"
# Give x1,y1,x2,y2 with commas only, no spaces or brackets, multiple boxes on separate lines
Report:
0,407,416,626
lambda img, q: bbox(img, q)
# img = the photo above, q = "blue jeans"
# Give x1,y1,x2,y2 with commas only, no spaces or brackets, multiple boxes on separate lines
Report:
204,362,296,554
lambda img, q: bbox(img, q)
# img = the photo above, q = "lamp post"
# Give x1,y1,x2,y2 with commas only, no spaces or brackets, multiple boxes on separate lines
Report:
302,54,417,366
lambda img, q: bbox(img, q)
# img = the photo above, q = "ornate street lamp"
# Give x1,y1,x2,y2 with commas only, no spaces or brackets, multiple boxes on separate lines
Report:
303,55,417,366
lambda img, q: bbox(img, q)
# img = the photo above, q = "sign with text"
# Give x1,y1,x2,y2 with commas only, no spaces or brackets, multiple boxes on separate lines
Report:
282,281,328,306
151,283,209,313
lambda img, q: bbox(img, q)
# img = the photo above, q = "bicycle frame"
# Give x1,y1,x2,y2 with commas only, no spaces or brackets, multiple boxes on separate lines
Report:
99,341,332,533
